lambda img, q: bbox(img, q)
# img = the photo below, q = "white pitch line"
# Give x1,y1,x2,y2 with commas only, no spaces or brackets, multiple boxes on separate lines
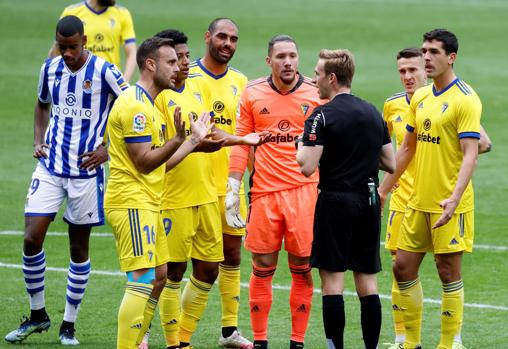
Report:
1,261,507,312
2,231,507,252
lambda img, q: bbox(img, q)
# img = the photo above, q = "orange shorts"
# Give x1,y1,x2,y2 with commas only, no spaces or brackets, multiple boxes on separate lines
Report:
244,183,318,257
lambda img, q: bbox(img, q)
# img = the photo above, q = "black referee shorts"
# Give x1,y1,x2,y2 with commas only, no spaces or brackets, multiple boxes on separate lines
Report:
310,190,381,273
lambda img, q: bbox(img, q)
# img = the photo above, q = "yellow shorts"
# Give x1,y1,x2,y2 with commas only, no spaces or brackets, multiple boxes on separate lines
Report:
106,208,170,272
385,210,405,251
398,208,474,254
162,201,223,262
218,194,247,236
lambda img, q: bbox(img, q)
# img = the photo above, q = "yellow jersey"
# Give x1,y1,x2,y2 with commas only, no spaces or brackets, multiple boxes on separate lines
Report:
105,84,166,211
189,59,248,196
383,92,416,212
155,76,217,209
61,2,136,68
407,78,481,213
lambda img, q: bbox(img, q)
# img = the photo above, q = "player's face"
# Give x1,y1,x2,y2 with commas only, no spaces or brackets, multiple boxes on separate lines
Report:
57,32,87,70
154,46,180,90
313,59,331,99
205,21,238,64
97,0,116,6
267,41,299,85
174,43,190,83
397,56,427,94
422,40,456,79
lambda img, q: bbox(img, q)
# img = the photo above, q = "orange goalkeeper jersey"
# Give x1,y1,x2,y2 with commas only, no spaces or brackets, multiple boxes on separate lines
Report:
230,74,321,199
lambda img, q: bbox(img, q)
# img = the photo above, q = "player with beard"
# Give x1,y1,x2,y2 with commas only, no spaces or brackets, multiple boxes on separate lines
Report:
50,0,137,82
227,35,322,349
189,18,253,348
104,37,212,349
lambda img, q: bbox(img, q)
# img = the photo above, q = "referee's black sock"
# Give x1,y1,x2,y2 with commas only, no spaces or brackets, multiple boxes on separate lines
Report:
322,294,344,349
359,294,382,349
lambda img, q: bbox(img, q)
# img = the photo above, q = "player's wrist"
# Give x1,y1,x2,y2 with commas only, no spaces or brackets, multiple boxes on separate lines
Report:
227,177,241,194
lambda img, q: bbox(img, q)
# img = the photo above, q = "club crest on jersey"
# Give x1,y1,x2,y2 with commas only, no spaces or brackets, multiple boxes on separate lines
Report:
65,93,77,106
55,78,61,87
301,103,310,116
109,19,116,28
82,79,93,94
441,102,449,114
193,92,202,104
133,114,147,133
231,85,238,97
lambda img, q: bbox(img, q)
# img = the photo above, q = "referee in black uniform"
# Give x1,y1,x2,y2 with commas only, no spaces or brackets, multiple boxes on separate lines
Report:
296,49,395,349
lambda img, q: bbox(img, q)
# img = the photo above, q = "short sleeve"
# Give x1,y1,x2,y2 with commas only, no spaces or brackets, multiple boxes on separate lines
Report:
235,89,255,136
406,96,417,133
119,7,136,45
302,106,325,146
382,101,393,134
383,121,391,145
105,63,129,97
121,104,153,143
37,60,51,104
456,95,481,139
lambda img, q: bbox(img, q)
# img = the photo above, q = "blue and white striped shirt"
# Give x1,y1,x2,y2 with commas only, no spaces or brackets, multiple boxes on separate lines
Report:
37,52,128,178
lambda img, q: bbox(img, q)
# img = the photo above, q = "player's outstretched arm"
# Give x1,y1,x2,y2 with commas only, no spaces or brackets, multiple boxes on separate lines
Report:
165,111,214,171
478,124,492,154
33,100,51,159
378,131,416,208
210,127,271,146
433,137,479,228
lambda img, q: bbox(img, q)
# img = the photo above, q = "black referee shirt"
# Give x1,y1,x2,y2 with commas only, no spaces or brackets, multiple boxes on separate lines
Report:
302,93,391,192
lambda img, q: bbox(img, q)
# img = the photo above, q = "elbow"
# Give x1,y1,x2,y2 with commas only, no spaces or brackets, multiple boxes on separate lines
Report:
300,165,315,178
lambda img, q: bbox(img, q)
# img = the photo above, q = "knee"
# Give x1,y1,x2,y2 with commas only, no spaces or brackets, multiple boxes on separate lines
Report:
193,263,219,284
23,232,44,255
167,262,187,282
69,243,88,262
223,239,241,266
436,262,460,283
393,259,411,281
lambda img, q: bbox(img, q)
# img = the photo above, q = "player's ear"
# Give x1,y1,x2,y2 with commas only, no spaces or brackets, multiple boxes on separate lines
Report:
448,52,457,66
265,55,271,66
204,31,211,44
145,57,156,73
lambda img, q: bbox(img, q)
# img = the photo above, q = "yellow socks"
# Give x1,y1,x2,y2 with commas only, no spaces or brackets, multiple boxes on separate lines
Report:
159,279,182,347
179,275,213,344
397,278,423,348
437,280,464,349
117,282,153,349
219,263,241,328
391,270,406,342
136,297,157,345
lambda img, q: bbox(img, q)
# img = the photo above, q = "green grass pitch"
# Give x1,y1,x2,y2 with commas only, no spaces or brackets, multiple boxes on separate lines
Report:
0,0,507,348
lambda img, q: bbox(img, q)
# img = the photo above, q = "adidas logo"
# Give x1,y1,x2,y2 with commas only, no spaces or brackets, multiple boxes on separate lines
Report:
395,115,402,122
232,296,240,303
130,323,142,329
296,304,307,313
442,311,453,317
251,305,260,313
168,100,176,107
418,102,424,109
260,107,270,114
392,304,403,311
165,319,178,325
450,238,459,245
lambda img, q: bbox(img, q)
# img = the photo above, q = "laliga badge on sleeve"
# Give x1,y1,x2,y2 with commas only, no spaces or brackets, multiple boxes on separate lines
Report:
133,113,147,133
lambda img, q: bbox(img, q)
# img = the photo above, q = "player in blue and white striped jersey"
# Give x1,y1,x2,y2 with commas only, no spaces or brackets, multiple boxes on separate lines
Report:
5,15,128,346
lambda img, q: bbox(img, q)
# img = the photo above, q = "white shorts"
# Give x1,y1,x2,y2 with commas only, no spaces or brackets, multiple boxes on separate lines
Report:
24,163,105,226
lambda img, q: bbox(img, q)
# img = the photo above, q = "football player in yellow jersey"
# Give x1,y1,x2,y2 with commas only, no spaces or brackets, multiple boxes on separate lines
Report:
50,0,137,82
382,46,492,349
189,18,254,348
135,29,266,349
379,29,488,349
105,37,212,349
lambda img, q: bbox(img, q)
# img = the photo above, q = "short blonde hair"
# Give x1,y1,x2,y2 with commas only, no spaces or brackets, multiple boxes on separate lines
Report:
319,49,355,87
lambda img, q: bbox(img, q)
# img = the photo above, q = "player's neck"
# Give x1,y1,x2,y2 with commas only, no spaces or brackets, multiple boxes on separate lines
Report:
67,50,90,73
432,69,456,92
174,79,185,90
331,85,351,98
271,74,299,93
87,0,108,13
137,78,162,103
201,56,228,76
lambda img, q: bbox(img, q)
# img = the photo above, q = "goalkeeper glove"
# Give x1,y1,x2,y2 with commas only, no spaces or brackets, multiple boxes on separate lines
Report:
225,177,246,228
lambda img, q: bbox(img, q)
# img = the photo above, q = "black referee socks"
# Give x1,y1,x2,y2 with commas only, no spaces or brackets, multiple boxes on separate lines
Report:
360,294,382,349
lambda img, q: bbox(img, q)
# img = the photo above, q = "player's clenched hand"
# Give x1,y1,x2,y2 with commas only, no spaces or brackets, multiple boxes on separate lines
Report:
241,131,272,146
378,187,387,212
194,138,227,153
33,143,49,159
225,177,246,228
433,196,459,229
173,107,186,144
189,112,214,144
79,144,108,170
